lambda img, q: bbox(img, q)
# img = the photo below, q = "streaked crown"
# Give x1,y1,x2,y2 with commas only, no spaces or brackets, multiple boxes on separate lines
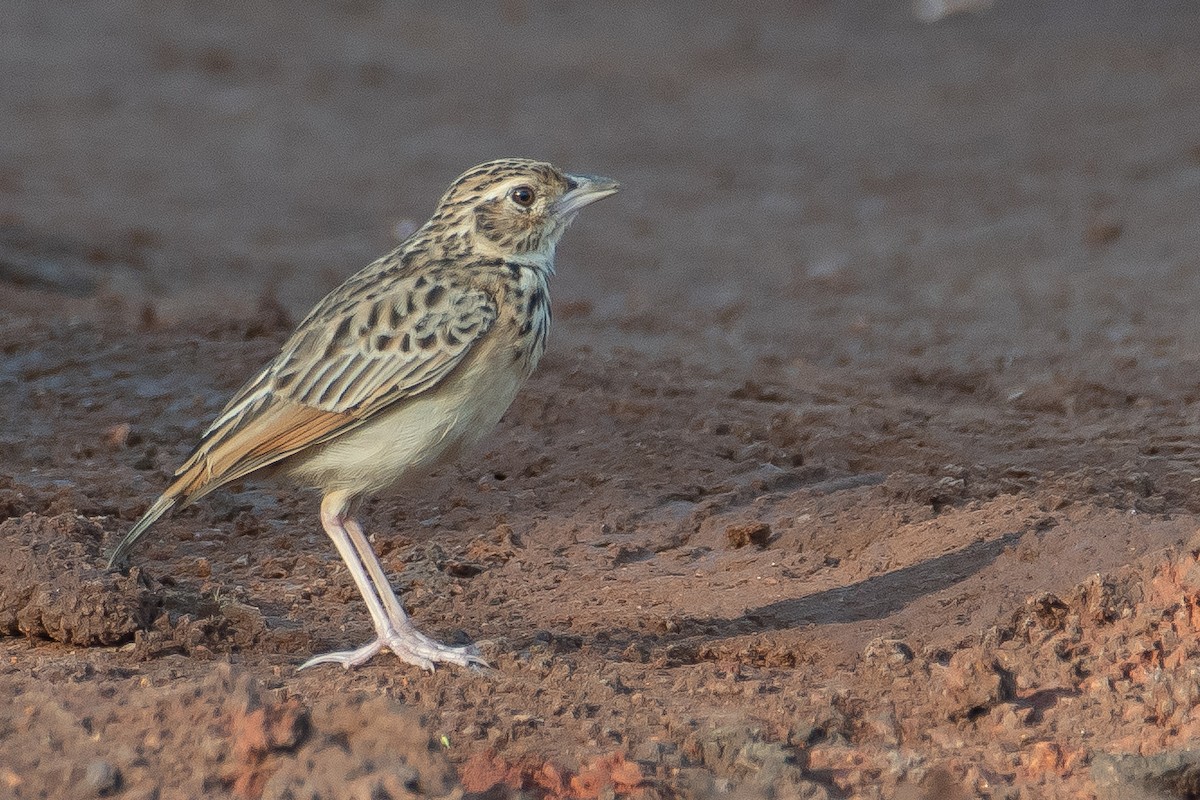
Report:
422,158,618,261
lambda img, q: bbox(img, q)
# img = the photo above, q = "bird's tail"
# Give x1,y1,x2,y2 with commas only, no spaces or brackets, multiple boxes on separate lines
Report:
106,430,248,569
106,492,181,569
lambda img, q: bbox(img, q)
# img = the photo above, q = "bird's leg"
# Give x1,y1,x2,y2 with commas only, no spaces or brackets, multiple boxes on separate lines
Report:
298,492,485,671
343,517,410,627
297,495,390,670
343,515,487,669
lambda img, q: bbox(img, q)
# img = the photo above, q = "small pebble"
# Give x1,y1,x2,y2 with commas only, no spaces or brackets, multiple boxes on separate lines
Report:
84,759,121,796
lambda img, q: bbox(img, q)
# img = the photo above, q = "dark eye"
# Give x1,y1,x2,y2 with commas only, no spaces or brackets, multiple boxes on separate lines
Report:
510,185,536,207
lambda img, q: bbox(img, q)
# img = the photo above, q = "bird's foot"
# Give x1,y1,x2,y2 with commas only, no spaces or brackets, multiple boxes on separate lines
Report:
298,638,384,670
297,627,488,672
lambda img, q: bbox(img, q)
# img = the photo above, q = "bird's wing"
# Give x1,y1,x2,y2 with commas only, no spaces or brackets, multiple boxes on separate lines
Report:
168,273,499,502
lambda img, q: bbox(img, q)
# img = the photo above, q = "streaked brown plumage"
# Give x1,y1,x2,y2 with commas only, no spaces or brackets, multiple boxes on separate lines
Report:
108,158,618,670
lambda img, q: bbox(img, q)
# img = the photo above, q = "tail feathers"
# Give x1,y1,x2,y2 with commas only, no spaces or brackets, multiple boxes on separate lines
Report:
106,493,180,569
107,443,248,569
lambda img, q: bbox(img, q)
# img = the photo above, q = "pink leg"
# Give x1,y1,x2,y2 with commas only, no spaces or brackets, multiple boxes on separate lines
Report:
298,491,485,671
343,517,410,627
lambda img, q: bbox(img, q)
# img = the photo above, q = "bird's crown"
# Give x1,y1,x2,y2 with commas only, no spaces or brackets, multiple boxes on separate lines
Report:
419,158,618,263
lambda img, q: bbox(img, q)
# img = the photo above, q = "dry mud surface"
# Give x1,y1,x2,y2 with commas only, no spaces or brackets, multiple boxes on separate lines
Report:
5,3,1200,799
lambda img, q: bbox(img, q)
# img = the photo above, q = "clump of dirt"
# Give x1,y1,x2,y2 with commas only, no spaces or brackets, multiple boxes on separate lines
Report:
0,509,311,661
126,593,314,665
0,664,460,800
263,690,460,800
724,521,772,549
0,512,159,646
460,750,648,799
770,530,1200,798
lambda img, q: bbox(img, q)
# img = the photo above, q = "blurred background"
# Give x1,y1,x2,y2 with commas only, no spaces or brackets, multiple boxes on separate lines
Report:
3,0,1200,380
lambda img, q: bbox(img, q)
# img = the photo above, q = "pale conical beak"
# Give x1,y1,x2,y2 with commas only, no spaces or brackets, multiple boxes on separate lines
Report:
553,173,620,217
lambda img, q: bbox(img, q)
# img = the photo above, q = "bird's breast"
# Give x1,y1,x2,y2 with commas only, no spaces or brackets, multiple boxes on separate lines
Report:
285,264,552,496
288,323,538,496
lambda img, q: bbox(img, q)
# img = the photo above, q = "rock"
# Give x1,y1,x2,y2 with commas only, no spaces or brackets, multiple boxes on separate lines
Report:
1025,741,1063,776
83,759,121,796
935,651,1015,721
862,637,915,671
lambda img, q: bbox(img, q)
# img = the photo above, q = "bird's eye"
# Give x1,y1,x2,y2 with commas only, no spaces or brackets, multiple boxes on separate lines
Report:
510,186,536,207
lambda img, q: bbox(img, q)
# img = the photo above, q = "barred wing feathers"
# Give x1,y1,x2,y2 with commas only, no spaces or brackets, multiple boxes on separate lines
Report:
184,277,497,499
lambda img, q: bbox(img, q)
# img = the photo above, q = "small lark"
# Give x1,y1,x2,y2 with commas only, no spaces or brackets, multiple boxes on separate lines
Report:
108,159,618,671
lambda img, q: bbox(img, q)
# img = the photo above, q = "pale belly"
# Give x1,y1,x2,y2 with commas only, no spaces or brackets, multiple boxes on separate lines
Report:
284,336,534,495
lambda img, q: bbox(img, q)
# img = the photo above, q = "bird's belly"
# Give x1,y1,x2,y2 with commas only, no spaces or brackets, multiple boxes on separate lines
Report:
286,341,531,495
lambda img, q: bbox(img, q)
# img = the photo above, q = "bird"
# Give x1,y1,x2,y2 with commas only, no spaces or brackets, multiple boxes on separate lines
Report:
107,158,619,671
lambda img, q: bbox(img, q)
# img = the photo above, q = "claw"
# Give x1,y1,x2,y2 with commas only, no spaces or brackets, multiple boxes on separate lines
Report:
297,639,384,671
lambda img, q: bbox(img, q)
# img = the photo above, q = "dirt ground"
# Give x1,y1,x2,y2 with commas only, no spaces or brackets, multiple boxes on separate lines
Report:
4,2,1200,798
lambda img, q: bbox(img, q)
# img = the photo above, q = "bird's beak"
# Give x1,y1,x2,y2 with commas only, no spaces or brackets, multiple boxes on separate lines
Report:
553,174,620,217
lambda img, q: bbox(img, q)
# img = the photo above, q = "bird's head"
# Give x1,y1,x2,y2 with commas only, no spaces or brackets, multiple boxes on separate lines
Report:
427,158,619,264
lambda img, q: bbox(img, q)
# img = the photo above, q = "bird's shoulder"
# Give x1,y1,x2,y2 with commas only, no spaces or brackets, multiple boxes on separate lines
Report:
310,245,539,319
